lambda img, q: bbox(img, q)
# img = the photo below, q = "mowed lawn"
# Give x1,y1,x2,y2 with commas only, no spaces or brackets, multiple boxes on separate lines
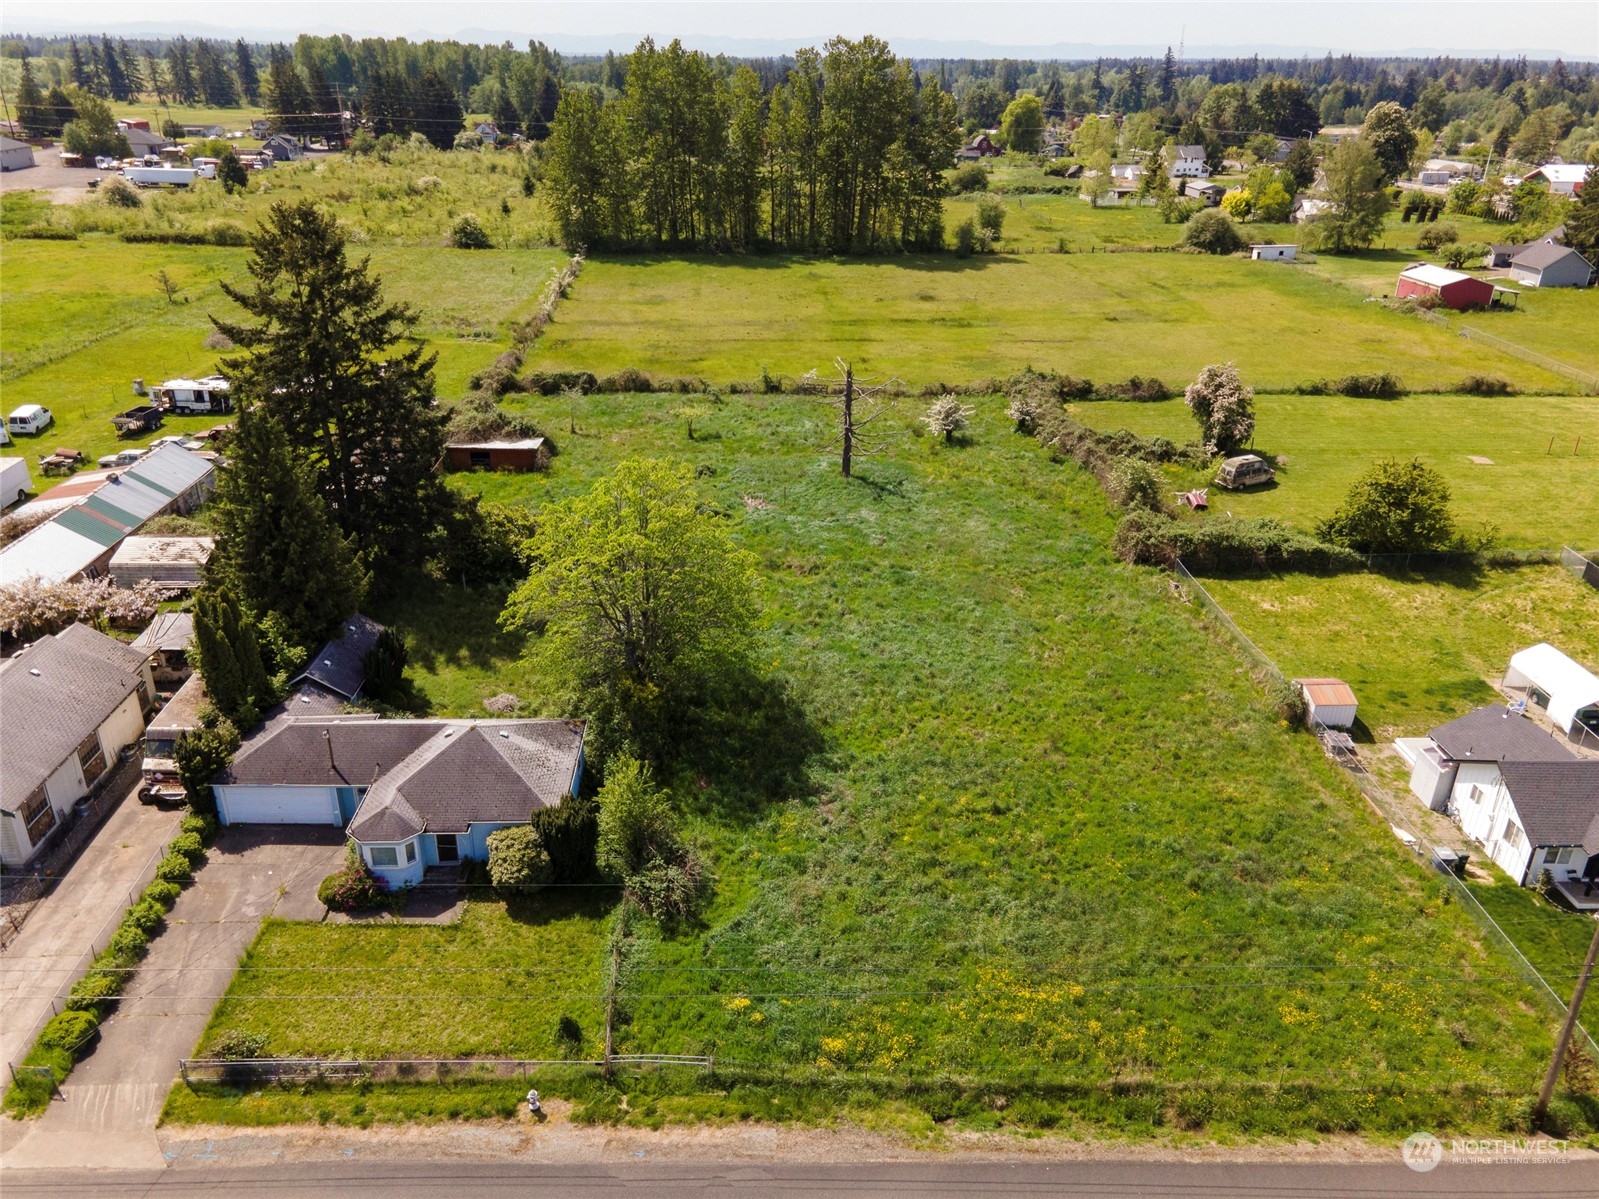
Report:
1071,393,1599,548
0,238,565,464
1200,565,1599,738
529,252,1572,392
197,393,1559,1133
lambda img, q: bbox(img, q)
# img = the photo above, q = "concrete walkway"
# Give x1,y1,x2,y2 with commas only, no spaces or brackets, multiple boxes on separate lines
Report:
0,827,345,1171
0,784,180,1071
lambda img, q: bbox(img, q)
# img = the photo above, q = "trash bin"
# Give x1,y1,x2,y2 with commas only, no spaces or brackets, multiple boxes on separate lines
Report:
1431,846,1462,876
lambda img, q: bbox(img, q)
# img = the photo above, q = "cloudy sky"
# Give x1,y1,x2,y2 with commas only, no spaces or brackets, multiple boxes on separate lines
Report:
3,1,1593,58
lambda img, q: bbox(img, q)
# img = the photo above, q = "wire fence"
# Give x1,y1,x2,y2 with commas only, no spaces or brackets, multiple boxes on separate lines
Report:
1173,556,1598,1058
1453,325,1599,394
1561,546,1599,591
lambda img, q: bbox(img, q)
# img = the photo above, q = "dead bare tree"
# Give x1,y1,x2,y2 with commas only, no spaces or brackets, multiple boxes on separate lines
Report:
816,358,896,479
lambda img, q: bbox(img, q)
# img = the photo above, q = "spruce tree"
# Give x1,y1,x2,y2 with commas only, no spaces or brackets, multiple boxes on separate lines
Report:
193,590,246,722
235,39,260,105
101,35,130,100
15,55,50,139
1564,155,1599,260
205,403,365,647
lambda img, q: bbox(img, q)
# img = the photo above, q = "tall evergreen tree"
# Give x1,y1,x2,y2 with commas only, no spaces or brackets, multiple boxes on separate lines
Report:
194,40,240,107
67,38,90,90
167,36,198,103
1158,46,1178,105
213,201,450,571
119,41,144,97
206,404,364,646
100,35,131,100
193,589,271,725
416,67,463,148
14,55,50,139
42,87,76,139
264,51,312,137
1563,156,1599,259
303,59,342,145
235,39,260,105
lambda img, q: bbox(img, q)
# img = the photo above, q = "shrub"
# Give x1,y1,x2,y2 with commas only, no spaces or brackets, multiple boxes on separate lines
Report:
1113,510,1363,573
38,1011,99,1053
922,395,975,443
1269,676,1309,724
143,879,183,907
168,832,205,862
100,177,142,208
107,924,150,961
1184,362,1255,455
1097,376,1171,402
1316,457,1457,554
451,212,493,249
210,1029,270,1060
204,221,250,246
1330,372,1403,399
627,853,709,923
597,366,654,393
1006,393,1043,433
361,628,410,706
952,218,977,256
487,824,553,891
523,370,598,395
949,163,989,193
1181,209,1245,254
1455,374,1515,396
123,898,167,936
317,856,388,912
5,225,77,240
153,852,193,884
65,969,122,1013
1105,457,1166,512
1415,222,1458,251
179,811,219,843
531,794,600,883
974,195,1006,238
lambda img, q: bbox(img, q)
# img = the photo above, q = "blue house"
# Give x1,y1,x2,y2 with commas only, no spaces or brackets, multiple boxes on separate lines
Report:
212,716,585,887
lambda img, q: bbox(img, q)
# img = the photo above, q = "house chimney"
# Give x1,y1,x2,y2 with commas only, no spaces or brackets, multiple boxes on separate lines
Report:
324,730,335,771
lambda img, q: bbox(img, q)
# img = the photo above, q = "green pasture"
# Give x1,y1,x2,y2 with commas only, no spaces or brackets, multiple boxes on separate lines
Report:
0,235,565,464
529,253,1572,393
191,391,1567,1135
1200,565,1599,738
1071,393,1599,548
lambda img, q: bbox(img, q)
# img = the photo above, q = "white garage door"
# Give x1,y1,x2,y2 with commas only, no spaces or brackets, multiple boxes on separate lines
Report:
218,786,340,825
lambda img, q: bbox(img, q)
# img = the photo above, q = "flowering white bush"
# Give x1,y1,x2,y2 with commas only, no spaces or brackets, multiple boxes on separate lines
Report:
922,395,975,443
0,577,175,640
1183,362,1256,456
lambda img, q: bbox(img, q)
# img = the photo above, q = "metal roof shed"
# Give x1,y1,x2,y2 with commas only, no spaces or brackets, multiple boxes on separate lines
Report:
1505,643,1599,738
0,520,113,587
1298,678,1358,729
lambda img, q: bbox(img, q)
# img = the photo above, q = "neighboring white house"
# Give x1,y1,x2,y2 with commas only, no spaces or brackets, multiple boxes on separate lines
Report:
0,624,155,867
1447,759,1599,886
1171,145,1209,178
213,717,586,888
1250,244,1299,262
1504,643,1599,740
1298,678,1357,728
1524,163,1590,195
1507,242,1595,289
0,135,36,172
1407,703,1576,813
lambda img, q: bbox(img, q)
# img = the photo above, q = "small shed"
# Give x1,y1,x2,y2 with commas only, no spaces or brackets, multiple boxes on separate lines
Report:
0,135,36,172
1250,244,1298,261
1396,263,1495,310
1505,643,1599,739
1508,243,1595,289
130,610,196,685
1298,678,1358,730
1184,179,1225,205
108,535,214,589
445,438,549,473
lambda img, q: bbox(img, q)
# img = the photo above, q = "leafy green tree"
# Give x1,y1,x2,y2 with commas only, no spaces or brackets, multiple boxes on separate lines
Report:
1000,94,1044,153
595,754,677,879
486,825,552,890
205,403,365,648
959,80,1005,127
60,91,130,159
1360,101,1417,183
1081,149,1113,207
214,201,449,571
1282,139,1317,192
1310,139,1391,253
1317,457,1457,553
501,459,758,746
1181,208,1245,254
217,147,249,194
1184,362,1255,456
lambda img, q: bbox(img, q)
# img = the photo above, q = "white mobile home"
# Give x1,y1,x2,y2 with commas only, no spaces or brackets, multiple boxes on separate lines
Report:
1504,643,1599,740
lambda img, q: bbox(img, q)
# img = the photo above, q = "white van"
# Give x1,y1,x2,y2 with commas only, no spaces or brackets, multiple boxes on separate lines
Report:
6,405,53,436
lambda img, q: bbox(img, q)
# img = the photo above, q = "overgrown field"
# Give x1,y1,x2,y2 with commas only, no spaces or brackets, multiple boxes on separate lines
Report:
189,393,1579,1136
527,253,1573,392
1200,566,1599,738
1071,394,1599,548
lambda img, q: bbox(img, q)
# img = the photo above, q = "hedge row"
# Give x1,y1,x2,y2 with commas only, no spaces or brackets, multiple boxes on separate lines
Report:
2,811,216,1117
118,223,250,246
1112,509,1364,574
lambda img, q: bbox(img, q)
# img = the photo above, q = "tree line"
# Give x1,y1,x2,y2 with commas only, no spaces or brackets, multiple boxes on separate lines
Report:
544,36,959,254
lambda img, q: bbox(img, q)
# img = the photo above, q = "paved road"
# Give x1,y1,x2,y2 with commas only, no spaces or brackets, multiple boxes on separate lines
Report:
0,784,179,1070
0,826,345,1170
4,1158,1596,1196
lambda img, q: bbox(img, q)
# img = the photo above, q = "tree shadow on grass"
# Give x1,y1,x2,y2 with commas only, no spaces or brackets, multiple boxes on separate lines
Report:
501,884,620,928
369,576,522,679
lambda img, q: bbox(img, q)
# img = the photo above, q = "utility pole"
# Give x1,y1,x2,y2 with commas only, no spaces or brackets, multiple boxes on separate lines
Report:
1534,916,1599,1127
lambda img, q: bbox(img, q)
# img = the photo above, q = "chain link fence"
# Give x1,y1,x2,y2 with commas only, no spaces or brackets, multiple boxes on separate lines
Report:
1561,547,1599,591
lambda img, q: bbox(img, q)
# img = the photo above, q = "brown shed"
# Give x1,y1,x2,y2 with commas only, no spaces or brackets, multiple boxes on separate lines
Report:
445,438,549,473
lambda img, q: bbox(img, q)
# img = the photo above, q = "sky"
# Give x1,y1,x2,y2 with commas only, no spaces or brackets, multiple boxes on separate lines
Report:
3,1,1594,59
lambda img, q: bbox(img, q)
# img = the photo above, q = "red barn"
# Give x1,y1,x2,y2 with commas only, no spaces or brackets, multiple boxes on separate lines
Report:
1395,263,1495,310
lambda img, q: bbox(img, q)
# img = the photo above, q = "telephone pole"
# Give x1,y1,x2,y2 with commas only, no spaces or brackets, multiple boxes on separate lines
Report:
1534,916,1599,1127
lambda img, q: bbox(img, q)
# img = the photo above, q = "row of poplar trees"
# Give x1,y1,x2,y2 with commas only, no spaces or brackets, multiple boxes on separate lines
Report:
543,36,961,254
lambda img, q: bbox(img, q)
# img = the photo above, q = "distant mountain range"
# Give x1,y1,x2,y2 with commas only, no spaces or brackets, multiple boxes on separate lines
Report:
0,19,1584,61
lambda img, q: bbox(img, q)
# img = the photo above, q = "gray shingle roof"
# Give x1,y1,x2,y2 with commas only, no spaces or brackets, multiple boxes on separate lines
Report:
0,624,147,811
1510,242,1588,271
1499,761,1599,850
1428,704,1577,764
290,614,385,701
221,719,439,788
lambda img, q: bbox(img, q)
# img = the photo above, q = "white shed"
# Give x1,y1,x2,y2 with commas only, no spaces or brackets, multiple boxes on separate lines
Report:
0,136,36,172
1505,644,1599,738
1250,244,1298,261
1298,678,1358,729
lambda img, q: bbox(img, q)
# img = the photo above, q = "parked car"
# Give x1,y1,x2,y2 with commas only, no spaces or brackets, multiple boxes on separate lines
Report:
148,435,209,452
7,405,53,436
1214,454,1276,490
98,448,148,469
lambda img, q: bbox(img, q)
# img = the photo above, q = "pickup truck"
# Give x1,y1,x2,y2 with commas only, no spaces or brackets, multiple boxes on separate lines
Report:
98,448,147,469
111,405,165,436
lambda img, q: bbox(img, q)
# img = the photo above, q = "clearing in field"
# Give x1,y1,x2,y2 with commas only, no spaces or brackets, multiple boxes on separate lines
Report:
192,392,1561,1135
528,252,1574,393
1071,393,1599,549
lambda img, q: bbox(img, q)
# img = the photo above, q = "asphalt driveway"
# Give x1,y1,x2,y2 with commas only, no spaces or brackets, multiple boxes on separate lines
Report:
0,826,346,1170
0,782,180,1072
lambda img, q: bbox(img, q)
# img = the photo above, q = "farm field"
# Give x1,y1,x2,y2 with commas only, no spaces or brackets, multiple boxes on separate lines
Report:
528,252,1573,392
1071,393,1599,548
189,391,1561,1135
1199,565,1599,738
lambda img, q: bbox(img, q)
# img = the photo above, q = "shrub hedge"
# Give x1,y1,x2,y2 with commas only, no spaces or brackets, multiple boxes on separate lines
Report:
154,852,193,883
1112,510,1364,574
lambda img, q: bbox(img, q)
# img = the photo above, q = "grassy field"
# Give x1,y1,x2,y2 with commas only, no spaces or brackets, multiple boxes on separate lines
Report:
1468,873,1599,1028
1071,394,1599,548
1199,566,1599,738
182,390,1575,1136
528,252,1573,393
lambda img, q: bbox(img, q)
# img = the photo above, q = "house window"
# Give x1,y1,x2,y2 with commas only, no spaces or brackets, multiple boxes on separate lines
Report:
1554,848,1578,866
1469,784,1485,804
369,846,399,867
77,731,107,786
1502,821,1524,849
404,841,417,864
20,786,56,845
